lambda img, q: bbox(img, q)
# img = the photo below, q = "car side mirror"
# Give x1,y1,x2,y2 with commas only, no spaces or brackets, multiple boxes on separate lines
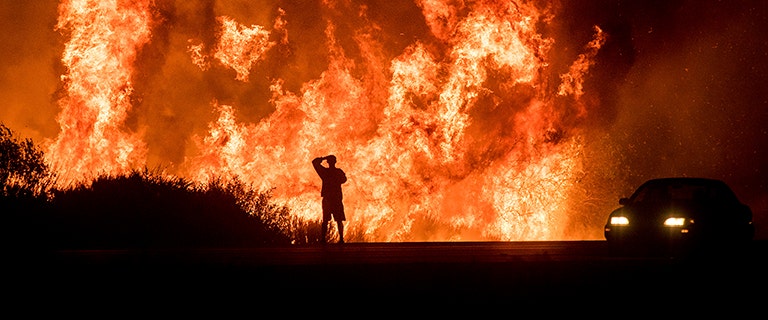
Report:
619,198,629,205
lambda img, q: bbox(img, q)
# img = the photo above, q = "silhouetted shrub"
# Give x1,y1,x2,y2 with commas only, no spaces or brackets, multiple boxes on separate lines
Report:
217,177,326,244
0,123,51,198
47,169,295,249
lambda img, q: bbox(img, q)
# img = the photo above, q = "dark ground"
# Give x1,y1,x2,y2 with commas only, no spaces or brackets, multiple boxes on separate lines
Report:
6,240,767,314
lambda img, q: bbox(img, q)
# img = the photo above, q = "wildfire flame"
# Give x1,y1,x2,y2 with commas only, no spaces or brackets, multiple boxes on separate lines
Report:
45,0,608,241
46,0,152,185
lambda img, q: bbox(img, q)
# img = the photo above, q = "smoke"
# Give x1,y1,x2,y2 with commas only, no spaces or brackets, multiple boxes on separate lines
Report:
1,0,766,239
0,1,61,143
597,1,768,221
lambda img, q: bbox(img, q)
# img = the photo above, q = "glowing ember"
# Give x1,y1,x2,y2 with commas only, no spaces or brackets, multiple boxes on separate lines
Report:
43,0,611,241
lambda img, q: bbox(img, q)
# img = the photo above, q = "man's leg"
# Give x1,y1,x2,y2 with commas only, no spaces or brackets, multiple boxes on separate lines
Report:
321,220,328,243
337,221,344,243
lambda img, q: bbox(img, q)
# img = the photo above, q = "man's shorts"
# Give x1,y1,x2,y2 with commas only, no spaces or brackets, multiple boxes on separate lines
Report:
322,197,346,222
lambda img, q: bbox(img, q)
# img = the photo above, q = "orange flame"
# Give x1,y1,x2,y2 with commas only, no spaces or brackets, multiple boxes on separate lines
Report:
46,0,608,241
46,0,152,186
213,16,275,82
182,1,605,241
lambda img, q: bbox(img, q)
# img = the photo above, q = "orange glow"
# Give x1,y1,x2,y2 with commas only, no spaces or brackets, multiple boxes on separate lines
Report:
42,0,609,241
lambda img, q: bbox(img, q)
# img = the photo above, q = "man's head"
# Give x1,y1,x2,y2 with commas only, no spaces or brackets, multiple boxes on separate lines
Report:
326,155,337,165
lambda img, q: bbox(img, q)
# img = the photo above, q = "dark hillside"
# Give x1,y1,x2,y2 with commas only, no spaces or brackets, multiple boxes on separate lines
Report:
45,171,295,249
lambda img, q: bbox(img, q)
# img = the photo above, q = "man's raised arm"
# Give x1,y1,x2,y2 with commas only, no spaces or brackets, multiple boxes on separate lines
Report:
312,156,324,173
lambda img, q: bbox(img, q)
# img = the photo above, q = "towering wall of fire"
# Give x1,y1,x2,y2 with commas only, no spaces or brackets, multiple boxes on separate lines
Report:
3,1,766,241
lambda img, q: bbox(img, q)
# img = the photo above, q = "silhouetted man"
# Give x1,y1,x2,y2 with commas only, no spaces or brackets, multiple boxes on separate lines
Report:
312,154,347,243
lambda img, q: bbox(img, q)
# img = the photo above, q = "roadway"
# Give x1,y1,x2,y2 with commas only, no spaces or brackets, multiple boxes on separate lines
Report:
8,240,767,312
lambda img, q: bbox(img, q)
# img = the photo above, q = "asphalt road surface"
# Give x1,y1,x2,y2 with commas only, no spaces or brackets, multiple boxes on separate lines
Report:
8,240,767,312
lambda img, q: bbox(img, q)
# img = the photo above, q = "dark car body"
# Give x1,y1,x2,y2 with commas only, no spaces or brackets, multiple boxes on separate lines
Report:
604,178,754,250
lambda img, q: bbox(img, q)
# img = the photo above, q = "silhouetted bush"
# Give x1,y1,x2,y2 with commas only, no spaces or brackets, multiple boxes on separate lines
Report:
0,123,51,198
205,177,321,245
46,169,295,249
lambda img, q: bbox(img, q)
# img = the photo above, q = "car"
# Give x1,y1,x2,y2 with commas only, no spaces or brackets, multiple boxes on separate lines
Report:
604,177,754,252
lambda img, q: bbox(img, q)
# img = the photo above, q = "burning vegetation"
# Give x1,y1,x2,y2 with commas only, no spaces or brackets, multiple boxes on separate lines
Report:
5,1,764,243
14,0,613,243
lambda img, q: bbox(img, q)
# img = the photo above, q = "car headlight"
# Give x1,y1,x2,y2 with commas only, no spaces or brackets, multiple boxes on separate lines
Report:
610,216,629,226
664,217,686,227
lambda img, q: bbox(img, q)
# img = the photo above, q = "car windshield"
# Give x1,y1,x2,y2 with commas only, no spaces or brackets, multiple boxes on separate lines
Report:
628,179,739,205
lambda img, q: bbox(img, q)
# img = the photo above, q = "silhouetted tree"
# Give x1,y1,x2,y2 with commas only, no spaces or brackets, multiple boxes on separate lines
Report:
0,123,51,198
